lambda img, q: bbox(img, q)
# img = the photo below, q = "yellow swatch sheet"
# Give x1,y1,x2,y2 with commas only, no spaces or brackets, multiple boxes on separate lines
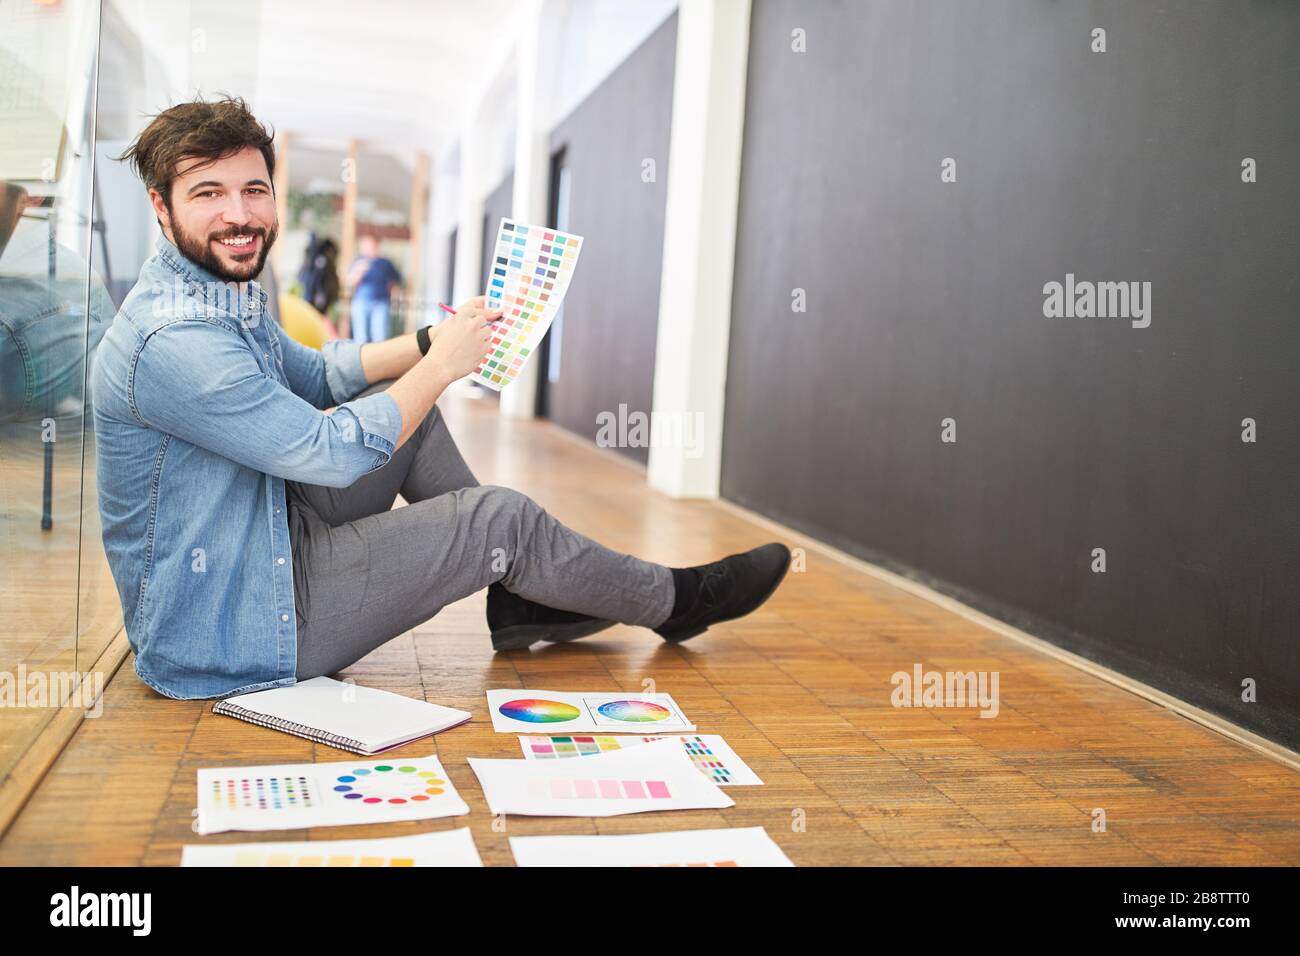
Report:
181,827,482,867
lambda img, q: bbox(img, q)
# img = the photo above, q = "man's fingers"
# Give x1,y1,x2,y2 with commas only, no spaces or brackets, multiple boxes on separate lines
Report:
456,298,503,323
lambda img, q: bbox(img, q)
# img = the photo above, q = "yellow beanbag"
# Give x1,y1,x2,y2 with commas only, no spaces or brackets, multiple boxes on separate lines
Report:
278,294,332,350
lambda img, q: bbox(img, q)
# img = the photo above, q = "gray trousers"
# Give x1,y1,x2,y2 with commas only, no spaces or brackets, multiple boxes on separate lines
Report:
286,380,676,679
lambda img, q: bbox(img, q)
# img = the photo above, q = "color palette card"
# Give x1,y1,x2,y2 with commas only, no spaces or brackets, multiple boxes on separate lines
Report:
181,827,483,867
195,754,469,835
474,217,583,390
510,826,794,867
468,737,734,818
486,688,696,734
518,734,763,786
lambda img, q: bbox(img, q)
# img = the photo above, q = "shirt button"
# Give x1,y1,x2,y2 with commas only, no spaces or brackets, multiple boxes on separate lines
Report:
277,557,286,565
280,613,289,622
275,507,281,514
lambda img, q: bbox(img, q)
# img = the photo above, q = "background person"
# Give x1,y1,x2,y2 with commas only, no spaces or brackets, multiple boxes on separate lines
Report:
346,233,401,343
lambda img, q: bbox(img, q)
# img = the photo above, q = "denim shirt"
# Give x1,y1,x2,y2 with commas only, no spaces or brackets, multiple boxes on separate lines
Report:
91,235,403,699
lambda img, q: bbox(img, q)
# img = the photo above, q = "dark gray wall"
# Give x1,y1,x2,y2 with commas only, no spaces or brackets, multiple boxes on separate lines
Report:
723,1,1300,747
543,11,677,464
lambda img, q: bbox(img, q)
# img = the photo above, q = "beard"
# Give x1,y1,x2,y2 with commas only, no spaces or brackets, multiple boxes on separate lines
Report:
170,216,278,284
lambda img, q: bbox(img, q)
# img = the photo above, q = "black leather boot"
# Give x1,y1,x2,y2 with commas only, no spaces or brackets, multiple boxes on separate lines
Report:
654,543,791,643
487,581,617,652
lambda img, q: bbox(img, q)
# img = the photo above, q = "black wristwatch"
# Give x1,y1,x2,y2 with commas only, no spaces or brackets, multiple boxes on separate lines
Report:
416,325,432,355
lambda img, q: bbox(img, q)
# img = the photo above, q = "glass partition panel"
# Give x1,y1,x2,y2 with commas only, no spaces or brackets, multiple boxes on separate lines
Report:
0,0,106,780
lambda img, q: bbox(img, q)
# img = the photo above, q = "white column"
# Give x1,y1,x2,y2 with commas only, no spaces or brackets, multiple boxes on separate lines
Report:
425,152,459,318
647,0,752,498
452,126,486,319
416,156,439,324
500,0,549,419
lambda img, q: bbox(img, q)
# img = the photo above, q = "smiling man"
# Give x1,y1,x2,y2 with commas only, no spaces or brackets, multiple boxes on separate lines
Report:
91,96,790,700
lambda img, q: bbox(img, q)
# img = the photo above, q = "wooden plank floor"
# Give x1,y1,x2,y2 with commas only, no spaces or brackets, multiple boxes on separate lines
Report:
2,385,1298,866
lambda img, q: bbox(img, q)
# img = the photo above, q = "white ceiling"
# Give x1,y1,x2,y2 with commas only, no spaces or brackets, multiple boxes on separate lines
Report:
250,0,522,167
98,0,529,223
101,0,523,168
100,0,676,204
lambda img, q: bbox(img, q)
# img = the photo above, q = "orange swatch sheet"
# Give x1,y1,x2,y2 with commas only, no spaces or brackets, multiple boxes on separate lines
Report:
509,826,794,867
181,827,483,867
475,217,583,390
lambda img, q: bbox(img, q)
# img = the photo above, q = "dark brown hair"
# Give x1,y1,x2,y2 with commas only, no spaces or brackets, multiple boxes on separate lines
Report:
119,95,275,209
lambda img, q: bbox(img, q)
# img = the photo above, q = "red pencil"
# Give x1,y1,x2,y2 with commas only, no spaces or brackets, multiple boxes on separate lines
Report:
438,301,501,324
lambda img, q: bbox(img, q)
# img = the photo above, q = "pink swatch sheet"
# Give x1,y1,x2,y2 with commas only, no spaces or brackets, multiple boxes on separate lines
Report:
468,738,734,818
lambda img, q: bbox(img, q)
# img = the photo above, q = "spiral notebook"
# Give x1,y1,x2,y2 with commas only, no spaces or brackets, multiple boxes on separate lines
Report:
212,677,471,754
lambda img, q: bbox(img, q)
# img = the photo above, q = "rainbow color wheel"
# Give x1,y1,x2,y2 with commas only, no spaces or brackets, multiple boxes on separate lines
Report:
500,698,582,723
332,765,446,805
597,700,672,722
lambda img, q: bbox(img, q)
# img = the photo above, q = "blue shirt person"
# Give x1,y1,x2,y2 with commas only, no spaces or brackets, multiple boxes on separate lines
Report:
347,235,402,344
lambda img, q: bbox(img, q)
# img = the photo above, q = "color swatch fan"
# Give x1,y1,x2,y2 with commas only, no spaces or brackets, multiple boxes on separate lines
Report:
475,218,583,390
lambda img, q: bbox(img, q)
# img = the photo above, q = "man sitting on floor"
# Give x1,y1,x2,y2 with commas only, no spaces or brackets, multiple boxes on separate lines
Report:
91,96,791,700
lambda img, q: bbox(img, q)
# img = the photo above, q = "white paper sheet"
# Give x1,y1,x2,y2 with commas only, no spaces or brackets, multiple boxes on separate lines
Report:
486,688,696,734
469,737,733,817
181,827,483,867
510,826,794,867
195,754,468,835
518,733,763,786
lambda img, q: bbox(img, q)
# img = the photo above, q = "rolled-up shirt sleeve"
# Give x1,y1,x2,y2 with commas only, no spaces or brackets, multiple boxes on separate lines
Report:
321,337,371,405
132,321,403,488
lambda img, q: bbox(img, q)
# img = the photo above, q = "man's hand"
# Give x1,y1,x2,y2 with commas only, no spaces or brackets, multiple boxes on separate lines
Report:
350,295,504,453
426,297,502,382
